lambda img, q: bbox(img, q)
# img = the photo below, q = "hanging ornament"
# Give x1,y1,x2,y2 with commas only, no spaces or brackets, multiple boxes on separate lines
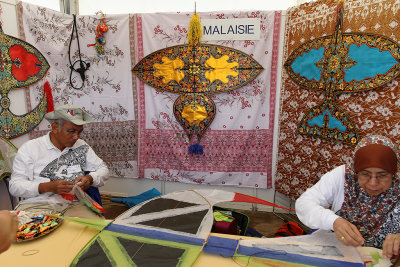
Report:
88,11,108,61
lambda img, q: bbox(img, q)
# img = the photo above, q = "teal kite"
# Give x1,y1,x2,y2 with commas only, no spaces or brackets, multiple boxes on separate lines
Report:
284,2,400,146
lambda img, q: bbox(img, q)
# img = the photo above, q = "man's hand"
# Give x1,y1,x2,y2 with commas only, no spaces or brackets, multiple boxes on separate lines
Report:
74,175,93,191
38,180,74,195
383,233,400,259
0,210,18,254
333,217,365,246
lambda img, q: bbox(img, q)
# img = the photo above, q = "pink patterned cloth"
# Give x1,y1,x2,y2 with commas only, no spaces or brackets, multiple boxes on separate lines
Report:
135,11,281,188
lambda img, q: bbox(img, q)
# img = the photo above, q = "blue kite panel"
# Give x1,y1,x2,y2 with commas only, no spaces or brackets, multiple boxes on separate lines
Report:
106,223,205,246
203,235,239,257
345,44,398,82
291,47,325,81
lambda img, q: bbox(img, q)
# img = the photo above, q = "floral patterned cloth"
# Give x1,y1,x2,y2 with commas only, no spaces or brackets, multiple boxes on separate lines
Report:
337,135,400,248
275,0,400,199
17,2,138,178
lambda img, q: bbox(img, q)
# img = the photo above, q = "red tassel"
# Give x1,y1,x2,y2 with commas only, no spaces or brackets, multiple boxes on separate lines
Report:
44,81,54,113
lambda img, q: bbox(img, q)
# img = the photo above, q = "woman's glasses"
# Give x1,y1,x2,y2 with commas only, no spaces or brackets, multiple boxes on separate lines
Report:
357,170,392,181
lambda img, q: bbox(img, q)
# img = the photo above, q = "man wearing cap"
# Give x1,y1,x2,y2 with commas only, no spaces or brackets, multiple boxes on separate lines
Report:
9,104,109,212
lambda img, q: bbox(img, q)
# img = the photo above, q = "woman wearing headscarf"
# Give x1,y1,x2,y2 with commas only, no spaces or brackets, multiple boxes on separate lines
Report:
296,135,400,259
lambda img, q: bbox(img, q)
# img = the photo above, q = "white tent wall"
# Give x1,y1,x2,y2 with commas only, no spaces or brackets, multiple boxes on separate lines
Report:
0,0,293,212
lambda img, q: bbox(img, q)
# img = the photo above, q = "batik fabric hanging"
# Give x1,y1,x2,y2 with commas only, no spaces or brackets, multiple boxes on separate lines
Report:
284,1,400,146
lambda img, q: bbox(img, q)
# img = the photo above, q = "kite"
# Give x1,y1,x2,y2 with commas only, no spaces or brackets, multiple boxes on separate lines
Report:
284,1,400,146
0,25,52,138
68,189,365,266
132,14,263,153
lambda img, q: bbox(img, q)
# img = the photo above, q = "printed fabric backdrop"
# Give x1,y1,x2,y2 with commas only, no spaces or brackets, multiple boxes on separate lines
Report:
15,2,282,188
275,0,400,199
17,2,138,177
134,11,281,188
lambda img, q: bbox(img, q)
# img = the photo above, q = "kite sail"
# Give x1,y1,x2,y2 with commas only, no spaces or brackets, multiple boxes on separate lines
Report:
70,189,364,266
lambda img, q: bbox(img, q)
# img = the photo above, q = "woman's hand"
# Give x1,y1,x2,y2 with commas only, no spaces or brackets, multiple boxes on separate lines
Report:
382,233,400,259
333,217,365,246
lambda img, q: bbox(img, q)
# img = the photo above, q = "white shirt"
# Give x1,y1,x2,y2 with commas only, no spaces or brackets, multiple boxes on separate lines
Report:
295,165,346,230
9,132,109,204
